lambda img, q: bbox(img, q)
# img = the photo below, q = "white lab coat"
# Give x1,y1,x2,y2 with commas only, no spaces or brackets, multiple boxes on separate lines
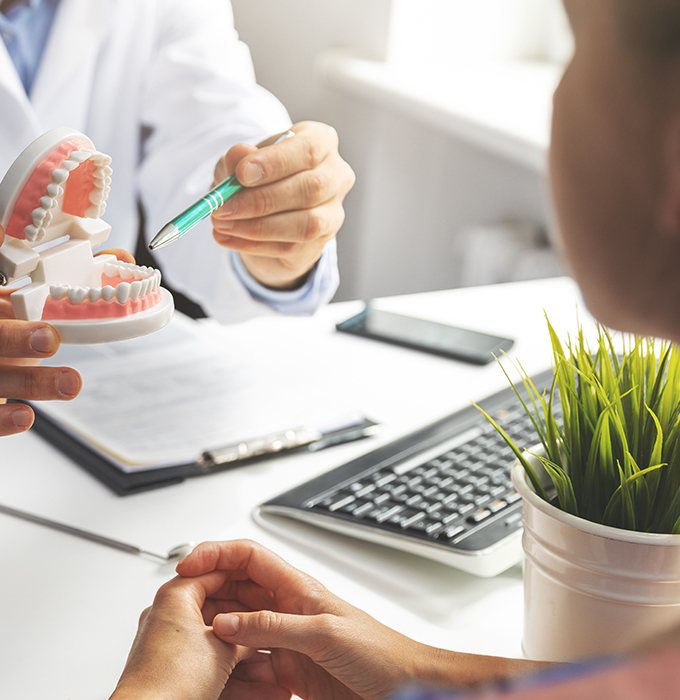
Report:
0,0,311,322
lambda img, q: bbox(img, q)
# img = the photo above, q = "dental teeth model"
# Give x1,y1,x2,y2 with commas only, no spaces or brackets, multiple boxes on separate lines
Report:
0,128,173,343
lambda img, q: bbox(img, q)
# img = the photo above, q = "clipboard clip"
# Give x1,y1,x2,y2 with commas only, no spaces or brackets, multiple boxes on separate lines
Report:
198,416,378,471
199,426,322,469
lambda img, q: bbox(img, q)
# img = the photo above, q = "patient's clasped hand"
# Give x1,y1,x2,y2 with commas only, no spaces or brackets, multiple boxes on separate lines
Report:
0,128,173,343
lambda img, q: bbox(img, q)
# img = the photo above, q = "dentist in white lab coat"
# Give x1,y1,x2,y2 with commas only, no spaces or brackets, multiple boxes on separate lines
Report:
0,0,354,437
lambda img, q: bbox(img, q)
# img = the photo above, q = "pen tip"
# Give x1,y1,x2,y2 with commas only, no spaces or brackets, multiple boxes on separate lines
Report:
148,223,179,252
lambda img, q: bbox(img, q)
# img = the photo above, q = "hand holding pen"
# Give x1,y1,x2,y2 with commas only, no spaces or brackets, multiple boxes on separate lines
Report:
150,121,355,291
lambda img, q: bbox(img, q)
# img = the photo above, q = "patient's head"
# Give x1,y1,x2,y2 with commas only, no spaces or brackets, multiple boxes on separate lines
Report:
551,0,680,341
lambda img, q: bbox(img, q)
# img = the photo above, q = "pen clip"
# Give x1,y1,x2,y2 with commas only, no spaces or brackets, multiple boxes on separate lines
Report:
199,425,322,470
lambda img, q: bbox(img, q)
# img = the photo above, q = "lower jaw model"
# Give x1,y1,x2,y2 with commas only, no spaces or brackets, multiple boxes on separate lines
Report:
0,128,173,343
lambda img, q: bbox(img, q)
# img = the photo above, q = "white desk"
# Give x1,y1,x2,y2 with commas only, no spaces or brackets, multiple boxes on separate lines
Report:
0,278,585,699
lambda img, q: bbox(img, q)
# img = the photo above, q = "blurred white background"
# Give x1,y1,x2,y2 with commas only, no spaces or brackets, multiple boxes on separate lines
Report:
231,0,572,301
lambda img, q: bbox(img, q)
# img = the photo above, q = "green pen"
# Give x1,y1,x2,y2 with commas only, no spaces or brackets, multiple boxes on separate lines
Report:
148,129,295,252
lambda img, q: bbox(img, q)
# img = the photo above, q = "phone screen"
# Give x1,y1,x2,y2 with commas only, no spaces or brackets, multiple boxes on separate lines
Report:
336,307,514,364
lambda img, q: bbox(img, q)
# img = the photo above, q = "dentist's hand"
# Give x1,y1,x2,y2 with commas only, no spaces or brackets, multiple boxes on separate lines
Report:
212,121,355,291
0,225,82,436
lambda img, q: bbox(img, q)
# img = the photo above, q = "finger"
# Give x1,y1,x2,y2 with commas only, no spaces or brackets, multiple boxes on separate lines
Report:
0,321,61,358
212,236,306,259
219,678,291,700
235,122,338,188
97,249,136,264
0,299,13,320
153,571,231,610
0,365,82,400
202,599,251,625
218,144,258,182
213,203,344,244
212,610,338,659
177,541,323,603
212,168,337,221
211,579,277,609
229,652,279,685
0,403,34,436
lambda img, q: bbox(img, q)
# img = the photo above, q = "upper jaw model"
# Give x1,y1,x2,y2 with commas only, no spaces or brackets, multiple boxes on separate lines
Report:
0,128,173,343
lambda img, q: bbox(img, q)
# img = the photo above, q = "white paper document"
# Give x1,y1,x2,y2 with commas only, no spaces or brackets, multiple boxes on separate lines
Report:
40,314,362,472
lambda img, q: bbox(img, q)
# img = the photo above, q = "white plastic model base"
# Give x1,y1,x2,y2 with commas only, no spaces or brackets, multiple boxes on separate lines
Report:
0,127,173,343
50,287,174,344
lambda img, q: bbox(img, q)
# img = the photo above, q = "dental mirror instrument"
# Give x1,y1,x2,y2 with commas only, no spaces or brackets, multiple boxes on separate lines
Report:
0,502,195,563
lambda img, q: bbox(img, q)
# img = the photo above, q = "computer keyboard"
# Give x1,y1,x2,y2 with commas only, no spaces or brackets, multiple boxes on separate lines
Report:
256,369,556,577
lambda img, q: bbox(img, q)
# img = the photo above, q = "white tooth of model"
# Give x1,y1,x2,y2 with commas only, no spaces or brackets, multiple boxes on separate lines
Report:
101,285,116,301
32,208,46,227
24,224,39,241
115,282,131,303
70,150,91,162
67,287,87,304
129,280,142,300
51,168,68,183
88,288,101,302
50,284,68,300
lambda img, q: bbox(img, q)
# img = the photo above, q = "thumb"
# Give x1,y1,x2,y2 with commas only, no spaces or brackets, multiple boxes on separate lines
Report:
213,610,336,658
216,143,258,183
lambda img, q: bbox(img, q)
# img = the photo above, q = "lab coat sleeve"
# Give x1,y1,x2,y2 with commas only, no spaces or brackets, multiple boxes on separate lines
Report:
136,0,339,323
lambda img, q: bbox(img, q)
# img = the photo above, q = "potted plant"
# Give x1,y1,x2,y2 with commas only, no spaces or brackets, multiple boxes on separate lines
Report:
478,321,680,662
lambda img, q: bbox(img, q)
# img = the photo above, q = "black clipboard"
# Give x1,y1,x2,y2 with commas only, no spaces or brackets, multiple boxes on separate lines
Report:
31,406,378,496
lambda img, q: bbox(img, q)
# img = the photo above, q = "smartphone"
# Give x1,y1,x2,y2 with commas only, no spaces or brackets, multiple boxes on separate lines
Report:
336,305,514,365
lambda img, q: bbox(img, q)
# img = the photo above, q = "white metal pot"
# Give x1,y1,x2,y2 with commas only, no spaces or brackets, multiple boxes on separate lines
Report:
512,462,680,662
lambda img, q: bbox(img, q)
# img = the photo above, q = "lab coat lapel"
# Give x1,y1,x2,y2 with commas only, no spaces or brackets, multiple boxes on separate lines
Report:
31,0,113,132
0,40,41,169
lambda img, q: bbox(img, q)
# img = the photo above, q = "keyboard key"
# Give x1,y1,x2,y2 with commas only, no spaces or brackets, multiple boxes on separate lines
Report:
426,521,445,536
401,512,426,529
443,525,466,540
373,492,392,505
474,494,491,507
467,508,492,524
328,496,354,512
406,495,427,508
506,491,522,504
355,484,376,498
375,473,397,487
458,502,474,516
376,505,404,523
353,502,375,517
488,499,507,513
489,484,508,498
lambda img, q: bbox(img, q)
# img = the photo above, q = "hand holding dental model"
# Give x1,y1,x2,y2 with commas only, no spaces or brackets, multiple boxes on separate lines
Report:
0,128,173,344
